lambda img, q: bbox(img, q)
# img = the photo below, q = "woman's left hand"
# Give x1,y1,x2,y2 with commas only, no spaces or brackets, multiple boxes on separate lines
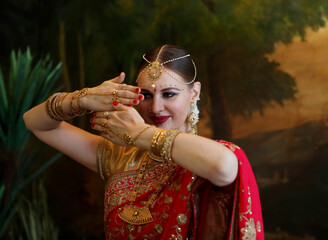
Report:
90,103,150,146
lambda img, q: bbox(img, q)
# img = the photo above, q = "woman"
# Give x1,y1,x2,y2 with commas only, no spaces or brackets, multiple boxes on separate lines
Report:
24,45,264,239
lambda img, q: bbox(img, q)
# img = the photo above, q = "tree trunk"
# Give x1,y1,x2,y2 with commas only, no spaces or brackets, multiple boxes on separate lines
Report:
77,35,87,128
59,21,71,91
206,55,232,140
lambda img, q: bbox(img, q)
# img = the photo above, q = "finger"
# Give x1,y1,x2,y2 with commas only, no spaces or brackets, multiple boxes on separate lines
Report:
116,84,141,94
92,111,111,119
91,117,110,126
111,102,131,111
112,97,140,106
90,121,109,132
118,90,143,100
111,72,125,84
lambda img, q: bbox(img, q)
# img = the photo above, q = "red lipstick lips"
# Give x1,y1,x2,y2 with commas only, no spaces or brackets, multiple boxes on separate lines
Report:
151,116,170,124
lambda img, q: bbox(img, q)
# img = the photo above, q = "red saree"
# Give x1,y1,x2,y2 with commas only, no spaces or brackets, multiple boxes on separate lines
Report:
97,139,264,240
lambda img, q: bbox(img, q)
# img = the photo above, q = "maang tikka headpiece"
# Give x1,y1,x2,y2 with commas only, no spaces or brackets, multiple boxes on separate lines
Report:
136,45,197,89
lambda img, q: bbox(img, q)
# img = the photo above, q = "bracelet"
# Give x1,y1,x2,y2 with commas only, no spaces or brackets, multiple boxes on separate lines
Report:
151,129,166,156
106,125,153,146
45,91,88,121
154,130,166,156
160,130,181,163
133,126,153,144
73,90,88,116
45,93,61,121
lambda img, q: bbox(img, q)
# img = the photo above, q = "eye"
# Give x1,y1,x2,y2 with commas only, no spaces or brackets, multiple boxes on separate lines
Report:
142,92,153,99
163,92,177,98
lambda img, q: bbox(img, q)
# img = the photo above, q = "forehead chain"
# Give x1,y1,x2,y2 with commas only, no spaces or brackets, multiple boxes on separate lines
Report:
136,45,197,89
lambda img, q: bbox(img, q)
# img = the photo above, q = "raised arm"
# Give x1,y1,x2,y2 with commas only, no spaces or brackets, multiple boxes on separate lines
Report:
90,103,238,186
23,73,142,172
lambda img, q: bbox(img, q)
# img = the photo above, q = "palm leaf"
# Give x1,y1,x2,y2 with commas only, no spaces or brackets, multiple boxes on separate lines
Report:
0,48,63,237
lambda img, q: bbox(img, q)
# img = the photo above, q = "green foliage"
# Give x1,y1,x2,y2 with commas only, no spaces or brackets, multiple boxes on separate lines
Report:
0,49,62,238
0,48,62,153
11,180,59,240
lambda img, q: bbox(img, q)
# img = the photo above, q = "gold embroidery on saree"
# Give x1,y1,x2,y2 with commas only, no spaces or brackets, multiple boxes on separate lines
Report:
239,186,261,240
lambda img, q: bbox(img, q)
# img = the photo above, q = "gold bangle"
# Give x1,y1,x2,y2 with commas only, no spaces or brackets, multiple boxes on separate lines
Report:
46,92,84,121
154,130,166,156
50,93,67,121
72,89,87,116
46,93,61,121
56,93,72,119
151,129,162,149
160,130,181,163
151,129,164,155
70,91,80,114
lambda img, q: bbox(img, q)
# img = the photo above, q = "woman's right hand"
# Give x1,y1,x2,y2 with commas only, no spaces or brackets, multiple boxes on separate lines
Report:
78,73,143,112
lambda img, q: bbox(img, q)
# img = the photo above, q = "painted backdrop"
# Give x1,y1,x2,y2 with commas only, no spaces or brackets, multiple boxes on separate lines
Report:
1,0,327,239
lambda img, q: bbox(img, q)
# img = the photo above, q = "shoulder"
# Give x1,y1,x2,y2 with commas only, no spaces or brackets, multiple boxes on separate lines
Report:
216,140,241,152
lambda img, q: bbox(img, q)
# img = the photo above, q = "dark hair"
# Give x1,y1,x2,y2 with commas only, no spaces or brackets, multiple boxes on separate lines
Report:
138,45,196,86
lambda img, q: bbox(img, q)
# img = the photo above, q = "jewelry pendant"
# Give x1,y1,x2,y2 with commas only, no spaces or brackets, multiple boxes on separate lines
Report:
118,205,154,225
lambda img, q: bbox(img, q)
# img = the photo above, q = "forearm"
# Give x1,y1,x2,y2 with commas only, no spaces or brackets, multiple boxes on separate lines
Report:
23,92,80,132
135,127,238,186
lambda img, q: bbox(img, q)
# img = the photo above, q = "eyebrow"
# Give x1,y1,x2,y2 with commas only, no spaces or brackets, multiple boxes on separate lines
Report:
141,87,182,93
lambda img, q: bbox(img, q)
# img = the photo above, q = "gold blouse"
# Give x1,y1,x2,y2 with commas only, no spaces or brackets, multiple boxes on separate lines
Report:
97,139,150,180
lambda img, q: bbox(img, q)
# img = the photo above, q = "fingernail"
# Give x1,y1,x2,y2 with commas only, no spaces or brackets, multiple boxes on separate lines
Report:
138,94,144,100
127,104,132,107
89,118,94,123
91,123,95,128
133,99,138,104
113,101,119,106
92,112,97,116
136,87,140,93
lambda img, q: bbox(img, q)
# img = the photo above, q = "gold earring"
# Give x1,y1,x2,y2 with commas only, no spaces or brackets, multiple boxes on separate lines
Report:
188,102,199,135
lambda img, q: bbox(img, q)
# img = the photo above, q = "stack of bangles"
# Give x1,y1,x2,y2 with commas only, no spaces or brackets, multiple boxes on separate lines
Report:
151,129,181,163
45,91,87,121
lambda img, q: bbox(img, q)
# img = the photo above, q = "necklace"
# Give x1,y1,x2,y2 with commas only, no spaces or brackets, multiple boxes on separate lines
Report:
118,153,177,225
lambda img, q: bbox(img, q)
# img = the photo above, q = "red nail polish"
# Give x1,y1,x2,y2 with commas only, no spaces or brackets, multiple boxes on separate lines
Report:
154,88,156,92
89,118,94,123
138,94,143,100
133,99,138,104
92,112,96,116
113,100,119,106
136,87,140,93
127,104,132,107
91,123,95,128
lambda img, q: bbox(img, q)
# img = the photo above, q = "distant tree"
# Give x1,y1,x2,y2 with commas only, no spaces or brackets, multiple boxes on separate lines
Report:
140,0,328,139
2,0,328,139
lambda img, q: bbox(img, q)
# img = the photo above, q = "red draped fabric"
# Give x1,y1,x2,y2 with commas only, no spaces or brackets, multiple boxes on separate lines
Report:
103,140,264,239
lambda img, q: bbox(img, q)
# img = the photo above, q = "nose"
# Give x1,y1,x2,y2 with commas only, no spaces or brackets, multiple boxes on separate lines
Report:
150,96,164,114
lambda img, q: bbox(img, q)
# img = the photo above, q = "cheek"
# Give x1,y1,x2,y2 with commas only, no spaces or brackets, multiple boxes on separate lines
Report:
137,102,149,118
170,101,189,120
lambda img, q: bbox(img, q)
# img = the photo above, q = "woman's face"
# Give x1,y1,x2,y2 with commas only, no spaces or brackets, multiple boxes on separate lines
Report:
137,69,200,133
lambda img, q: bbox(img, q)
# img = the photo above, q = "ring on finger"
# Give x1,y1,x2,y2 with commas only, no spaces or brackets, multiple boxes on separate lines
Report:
101,121,107,128
112,90,118,102
104,112,110,119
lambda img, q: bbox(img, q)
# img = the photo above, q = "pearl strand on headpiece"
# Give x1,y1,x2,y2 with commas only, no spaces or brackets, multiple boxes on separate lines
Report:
138,54,197,85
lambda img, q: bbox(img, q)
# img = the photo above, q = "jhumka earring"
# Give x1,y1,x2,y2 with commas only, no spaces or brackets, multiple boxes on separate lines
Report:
136,45,197,89
188,102,199,135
